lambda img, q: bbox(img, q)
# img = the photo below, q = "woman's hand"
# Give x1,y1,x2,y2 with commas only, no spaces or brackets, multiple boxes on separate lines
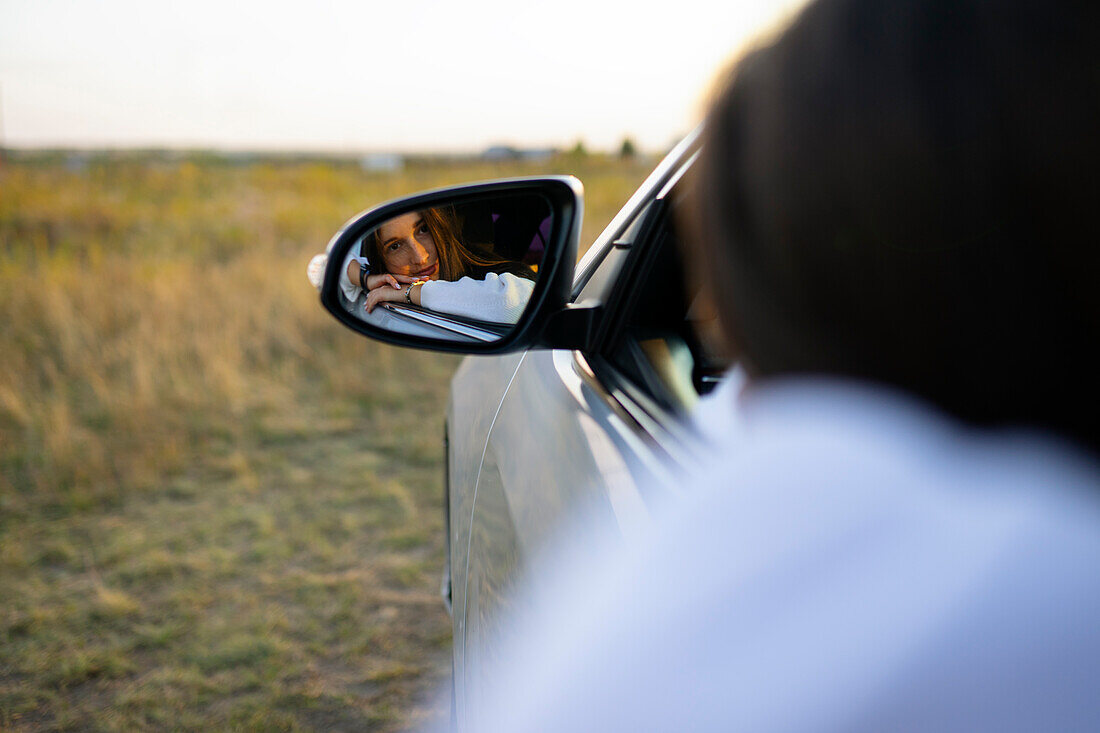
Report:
365,272,421,291
365,282,423,313
344,261,422,292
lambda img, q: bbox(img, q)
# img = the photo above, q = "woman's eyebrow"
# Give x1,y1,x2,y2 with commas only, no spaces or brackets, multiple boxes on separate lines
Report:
381,218,423,248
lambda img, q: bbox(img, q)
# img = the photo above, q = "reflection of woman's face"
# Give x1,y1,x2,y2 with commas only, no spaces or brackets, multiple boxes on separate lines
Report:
377,212,440,281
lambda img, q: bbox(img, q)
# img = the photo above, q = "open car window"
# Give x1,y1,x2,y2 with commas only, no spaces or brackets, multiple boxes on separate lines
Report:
380,303,512,342
599,188,732,414
350,300,511,343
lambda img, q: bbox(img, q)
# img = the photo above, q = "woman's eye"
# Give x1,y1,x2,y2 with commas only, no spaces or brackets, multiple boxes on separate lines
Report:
418,225,430,235
387,242,402,252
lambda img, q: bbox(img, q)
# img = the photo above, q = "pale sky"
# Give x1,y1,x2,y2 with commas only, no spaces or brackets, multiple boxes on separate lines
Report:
0,0,806,153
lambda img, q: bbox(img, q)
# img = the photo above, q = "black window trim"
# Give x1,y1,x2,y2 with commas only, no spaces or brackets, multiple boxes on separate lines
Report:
573,150,709,453
570,126,702,298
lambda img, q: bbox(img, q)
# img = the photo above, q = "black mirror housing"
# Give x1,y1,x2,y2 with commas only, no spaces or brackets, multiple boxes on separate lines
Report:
319,176,583,354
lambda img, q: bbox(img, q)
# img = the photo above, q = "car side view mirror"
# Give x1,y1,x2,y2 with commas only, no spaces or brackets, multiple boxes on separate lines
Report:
316,177,584,354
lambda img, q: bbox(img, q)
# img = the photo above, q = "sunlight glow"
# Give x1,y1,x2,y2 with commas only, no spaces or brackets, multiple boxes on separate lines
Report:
0,0,807,152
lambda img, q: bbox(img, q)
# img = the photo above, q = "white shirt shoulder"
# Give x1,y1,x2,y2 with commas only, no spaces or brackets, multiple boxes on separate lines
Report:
469,379,1100,732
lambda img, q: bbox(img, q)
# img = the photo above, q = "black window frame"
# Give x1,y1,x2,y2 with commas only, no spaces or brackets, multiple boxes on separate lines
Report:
573,152,727,445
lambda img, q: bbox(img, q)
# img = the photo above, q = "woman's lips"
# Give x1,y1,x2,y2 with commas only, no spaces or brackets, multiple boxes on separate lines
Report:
414,263,438,279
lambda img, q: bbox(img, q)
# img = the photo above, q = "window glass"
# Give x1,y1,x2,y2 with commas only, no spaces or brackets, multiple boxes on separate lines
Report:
603,199,731,412
573,201,654,305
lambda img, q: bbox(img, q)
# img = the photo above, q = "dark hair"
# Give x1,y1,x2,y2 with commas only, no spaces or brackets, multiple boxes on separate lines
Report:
365,206,535,282
690,0,1100,450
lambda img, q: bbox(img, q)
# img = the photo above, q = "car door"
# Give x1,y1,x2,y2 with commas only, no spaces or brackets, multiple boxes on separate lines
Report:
454,131,728,724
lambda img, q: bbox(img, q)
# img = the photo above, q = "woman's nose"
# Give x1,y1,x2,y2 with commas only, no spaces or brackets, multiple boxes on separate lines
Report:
410,240,430,263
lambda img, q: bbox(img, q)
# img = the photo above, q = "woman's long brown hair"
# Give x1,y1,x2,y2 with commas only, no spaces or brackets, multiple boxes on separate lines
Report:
365,206,533,282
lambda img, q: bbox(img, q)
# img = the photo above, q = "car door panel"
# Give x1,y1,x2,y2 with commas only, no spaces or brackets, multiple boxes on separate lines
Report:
447,131,706,723
459,347,673,724
445,349,526,701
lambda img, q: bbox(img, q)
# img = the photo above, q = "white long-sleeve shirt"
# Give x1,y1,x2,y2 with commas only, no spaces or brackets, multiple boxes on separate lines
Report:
418,272,533,324
464,377,1100,732
336,251,535,324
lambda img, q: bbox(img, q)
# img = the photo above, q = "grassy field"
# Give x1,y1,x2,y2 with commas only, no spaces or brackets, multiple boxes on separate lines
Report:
0,153,651,731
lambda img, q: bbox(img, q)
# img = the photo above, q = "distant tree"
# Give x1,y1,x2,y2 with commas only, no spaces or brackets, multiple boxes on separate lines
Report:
569,139,588,158
619,137,637,159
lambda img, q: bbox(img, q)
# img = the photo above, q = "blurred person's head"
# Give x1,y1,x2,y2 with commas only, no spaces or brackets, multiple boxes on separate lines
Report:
691,0,1100,452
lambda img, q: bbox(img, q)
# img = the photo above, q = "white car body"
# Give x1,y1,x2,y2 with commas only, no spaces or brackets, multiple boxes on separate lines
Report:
439,129,721,724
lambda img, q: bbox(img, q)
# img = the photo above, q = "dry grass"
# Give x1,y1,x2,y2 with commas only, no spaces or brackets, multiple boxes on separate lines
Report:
0,153,650,731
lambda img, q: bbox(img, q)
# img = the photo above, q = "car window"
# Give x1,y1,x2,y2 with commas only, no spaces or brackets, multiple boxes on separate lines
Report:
599,192,731,414
572,202,655,305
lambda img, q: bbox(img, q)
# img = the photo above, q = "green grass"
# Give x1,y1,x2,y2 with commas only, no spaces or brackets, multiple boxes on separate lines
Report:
0,153,650,731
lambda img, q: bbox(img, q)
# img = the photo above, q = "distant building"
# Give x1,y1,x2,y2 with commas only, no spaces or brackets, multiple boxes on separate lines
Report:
482,145,520,161
64,152,90,173
482,145,557,162
360,153,404,173
519,148,556,162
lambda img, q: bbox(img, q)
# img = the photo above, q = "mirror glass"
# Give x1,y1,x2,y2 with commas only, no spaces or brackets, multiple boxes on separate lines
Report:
316,192,552,343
